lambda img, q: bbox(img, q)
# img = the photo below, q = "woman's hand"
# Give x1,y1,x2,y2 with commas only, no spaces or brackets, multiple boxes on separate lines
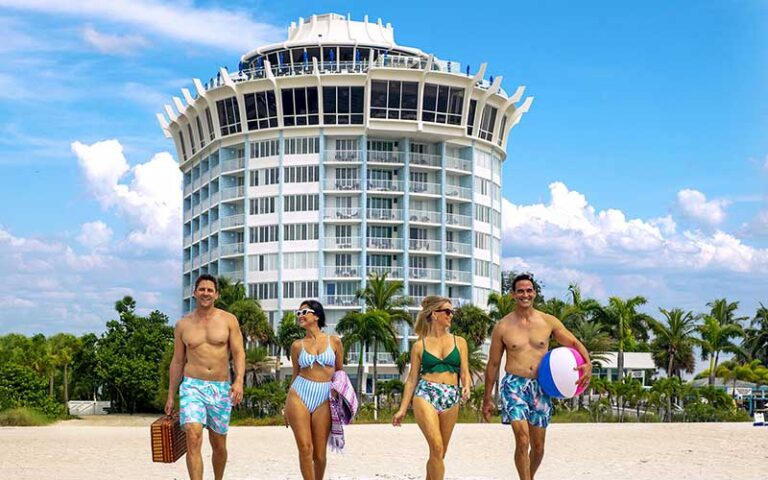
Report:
392,409,406,427
461,384,471,404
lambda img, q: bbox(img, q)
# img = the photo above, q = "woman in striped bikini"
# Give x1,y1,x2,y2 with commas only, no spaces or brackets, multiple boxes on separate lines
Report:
392,296,471,480
285,299,344,480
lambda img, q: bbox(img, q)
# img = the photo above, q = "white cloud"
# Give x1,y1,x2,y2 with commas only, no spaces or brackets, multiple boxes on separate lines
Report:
0,0,283,52
72,139,182,252
676,188,729,225
82,25,149,55
77,221,113,250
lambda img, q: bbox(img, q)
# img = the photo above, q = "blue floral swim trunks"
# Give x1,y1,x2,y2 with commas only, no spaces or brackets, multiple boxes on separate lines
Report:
179,377,232,434
500,374,552,428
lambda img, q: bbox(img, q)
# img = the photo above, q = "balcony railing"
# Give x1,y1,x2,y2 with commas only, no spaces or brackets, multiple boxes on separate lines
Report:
367,150,404,164
324,179,361,191
445,213,472,228
325,149,361,163
323,266,362,278
219,270,243,281
408,267,441,281
324,295,360,307
410,152,441,168
221,157,245,173
450,297,472,307
210,164,221,178
409,182,441,195
367,179,403,193
183,259,192,272
209,219,220,232
184,183,193,196
446,241,472,256
408,239,440,252
220,214,245,228
183,234,192,247
408,209,441,224
366,208,403,221
409,296,426,307
324,207,361,220
324,236,361,249
192,256,200,269
183,209,192,222
366,265,403,278
209,246,219,260
445,269,471,283
220,242,244,257
445,185,472,200
445,156,472,173
220,186,245,201
347,352,396,364
193,177,202,191
367,237,404,250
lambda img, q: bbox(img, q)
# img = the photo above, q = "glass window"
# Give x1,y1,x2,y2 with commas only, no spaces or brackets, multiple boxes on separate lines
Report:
323,86,364,125
216,97,242,136
281,87,319,127
467,100,477,135
479,105,498,142
370,80,417,121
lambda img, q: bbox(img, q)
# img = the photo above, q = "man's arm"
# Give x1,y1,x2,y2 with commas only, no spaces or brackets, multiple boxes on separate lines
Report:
165,322,186,415
550,315,592,390
228,314,246,405
482,322,505,421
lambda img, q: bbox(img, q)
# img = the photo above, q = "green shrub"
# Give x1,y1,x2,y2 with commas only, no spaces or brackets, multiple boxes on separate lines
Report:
0,364,65,419
0,407,55,426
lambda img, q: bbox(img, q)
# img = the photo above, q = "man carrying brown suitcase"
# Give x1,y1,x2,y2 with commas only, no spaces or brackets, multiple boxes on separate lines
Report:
165,274,245,480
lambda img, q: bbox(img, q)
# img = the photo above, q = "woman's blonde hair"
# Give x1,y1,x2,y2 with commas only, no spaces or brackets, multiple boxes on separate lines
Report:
414,295,452,337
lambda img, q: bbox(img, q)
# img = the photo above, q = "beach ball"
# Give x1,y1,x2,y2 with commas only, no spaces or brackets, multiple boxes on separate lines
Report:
537,347,587,399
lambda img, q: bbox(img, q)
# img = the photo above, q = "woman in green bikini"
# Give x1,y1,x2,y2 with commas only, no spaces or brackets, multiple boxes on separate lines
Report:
392,296,471,480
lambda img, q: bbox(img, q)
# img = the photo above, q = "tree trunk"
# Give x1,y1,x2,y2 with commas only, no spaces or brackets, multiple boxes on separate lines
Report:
617,343,624,422
708,353,716,386
372,340,379,421
49,371,55,398
64,364,69,404
356,342,364,402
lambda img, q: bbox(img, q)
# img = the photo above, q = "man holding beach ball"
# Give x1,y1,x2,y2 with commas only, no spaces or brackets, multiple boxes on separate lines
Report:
483,273,592,480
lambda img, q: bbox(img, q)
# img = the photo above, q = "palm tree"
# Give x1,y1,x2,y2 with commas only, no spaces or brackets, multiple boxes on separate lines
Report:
49,333,81,404
276,311,304,381
707,298,748,326
216,278,274,347
598,296,653,381
698,314,744,386
743,303,768,364
459,334,487,384
562,283,601,330
336,309,399,404
244,346,274,387
451,304,494,348
570,320,611,366
648,308,698,379
487,291,514,322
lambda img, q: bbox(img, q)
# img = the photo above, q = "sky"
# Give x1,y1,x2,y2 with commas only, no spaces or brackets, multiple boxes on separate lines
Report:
0,0,767,336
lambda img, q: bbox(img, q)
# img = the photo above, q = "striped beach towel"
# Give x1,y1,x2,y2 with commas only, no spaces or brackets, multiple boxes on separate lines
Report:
328,370,358,453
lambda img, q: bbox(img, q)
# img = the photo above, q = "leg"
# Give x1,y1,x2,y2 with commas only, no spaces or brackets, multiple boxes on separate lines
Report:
528,425,547,479
437,404,460,459
310,400,331,480
183,423,205,480
286,388,315,480
413,396,446,480
510,420,532,480
208,430,228,480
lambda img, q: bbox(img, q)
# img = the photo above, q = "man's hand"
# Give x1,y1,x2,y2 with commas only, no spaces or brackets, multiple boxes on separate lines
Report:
164,395,175,416
482,398,494,423
575,363,592,391
230,380,244,406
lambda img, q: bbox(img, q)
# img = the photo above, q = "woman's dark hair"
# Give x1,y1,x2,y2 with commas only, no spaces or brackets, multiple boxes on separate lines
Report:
300,299,326,328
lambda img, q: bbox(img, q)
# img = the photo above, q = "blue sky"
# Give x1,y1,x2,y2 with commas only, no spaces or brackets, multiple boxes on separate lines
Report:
0,0,767,336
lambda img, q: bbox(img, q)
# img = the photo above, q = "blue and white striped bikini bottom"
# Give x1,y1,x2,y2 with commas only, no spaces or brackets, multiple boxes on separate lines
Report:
291,375,332,413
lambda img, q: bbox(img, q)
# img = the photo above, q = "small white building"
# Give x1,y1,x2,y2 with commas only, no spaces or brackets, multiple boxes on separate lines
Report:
593,352,658,385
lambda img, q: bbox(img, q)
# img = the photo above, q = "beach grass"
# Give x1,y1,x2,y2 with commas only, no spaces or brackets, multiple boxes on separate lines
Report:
0,408,57,426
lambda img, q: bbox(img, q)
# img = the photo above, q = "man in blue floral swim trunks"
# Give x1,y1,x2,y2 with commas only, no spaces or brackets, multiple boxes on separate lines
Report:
165,274,246,480
483,274,592,480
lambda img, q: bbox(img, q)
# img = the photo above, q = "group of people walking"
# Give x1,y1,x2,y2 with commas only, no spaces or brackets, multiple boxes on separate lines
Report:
166,273,592,480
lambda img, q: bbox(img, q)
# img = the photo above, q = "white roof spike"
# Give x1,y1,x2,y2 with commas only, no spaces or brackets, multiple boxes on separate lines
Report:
156,113,169,129
164,104,177,122
181,88,195,106
172,96,185,114
193,79,206,97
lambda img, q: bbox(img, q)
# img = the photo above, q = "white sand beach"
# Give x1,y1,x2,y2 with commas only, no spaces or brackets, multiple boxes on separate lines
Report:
1,417,765,479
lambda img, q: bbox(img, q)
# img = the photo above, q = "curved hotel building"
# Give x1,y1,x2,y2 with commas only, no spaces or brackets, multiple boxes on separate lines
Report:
158,13,532,380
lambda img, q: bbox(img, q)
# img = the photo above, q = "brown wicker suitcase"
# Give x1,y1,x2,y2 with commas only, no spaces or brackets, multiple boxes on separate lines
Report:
150,413,187,463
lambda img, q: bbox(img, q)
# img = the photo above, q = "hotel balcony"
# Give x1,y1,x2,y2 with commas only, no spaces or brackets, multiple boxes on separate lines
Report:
220,214,245,229
367,150,404,165
445,241,472,256
445,185,472,201
220,186,245,202
323,207,361,221
410,152,441,169
366,265,403,278
445,212,472,228
367,236,404,251
408,238,440,253
408,209,441,224
366,208,403,222
445,156,472,174
221,157,245,173
324,236,362,250
408,267,441,281
367,179,404,194
323,265,362,279
445,269,471,284
220,242,244,257
408,182,441,196
324,149,362,163
323,179,361,192
324,295,361,308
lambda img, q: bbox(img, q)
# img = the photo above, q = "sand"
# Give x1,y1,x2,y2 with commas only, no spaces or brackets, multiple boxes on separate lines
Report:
1,416,765,479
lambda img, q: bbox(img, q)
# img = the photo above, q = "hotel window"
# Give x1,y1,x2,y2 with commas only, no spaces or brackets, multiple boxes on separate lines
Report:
285,165,319,183
186,124,196,155
475,232,490,250
249,225,278,243
466,100,477,135
249,196,276,215
250,167,279,186
281,87,319,126
283,281,319,299
284,252,318,269
422,84,463,125
475,260,491,278
323,86,364,125
178,130,188,161
284,194,319,212
244,90,278,130
370,80,418,120
479,105,498,142
367,254,393,267
216,97,242,136
475,205,491,224
195,116,206,148
204,107,215,140
409,284,428,297
249,282,278,300
475,178,490,196
250,139,280,159
249,254,278,272
284,137,319,155
284,223,319,241
497,115,508,146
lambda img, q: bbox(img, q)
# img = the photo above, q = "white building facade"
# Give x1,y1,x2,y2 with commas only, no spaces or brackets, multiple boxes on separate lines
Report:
158,14,532,386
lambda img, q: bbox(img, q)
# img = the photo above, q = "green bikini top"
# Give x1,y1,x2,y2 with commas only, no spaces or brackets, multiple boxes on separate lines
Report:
420,335,461,375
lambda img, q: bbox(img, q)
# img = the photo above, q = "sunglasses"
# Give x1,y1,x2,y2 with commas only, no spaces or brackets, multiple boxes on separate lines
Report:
434,308,454,316
295,308,315,317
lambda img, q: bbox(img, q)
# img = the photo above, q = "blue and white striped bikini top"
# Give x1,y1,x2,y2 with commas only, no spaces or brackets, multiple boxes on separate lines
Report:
298,337,336,369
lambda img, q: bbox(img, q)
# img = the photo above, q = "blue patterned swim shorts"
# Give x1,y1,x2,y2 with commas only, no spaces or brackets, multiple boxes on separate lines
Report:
500,374,552,428
179,377,232,434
